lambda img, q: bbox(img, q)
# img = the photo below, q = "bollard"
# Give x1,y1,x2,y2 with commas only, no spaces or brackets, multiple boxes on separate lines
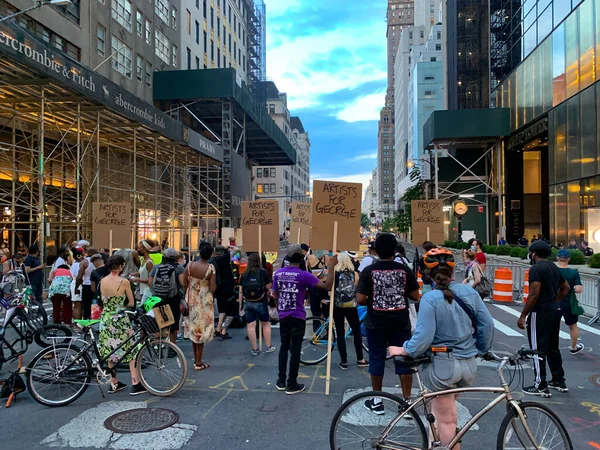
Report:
493,267,513,303
522,269,529,303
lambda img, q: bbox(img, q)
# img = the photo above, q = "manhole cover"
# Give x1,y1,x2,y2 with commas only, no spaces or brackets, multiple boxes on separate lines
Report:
590,374,600,388
104,408,179,434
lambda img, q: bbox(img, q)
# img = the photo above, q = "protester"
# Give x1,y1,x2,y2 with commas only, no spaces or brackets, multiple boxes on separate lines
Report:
48,244,71,283
47,264,73,325
0,241,9,264
394,243,410,266
415,241,435,295
148,240,164,266
1,252,25,298
149,247,185,350
345,251,360,271
357,241,378,272
240,253,275,355
211,245,237,340
389,248,494,446
24,244,46,306
131,240,154,305
70,247,84,320
75,247,96,320
282,243,309,271
98,255,146,396
518,235,529,247
567,239,577,250
556,249,585,355
181,243,216,370
517,241,571,397
472,239,486,272
99,248,110,264
90,254,109,295
463,250,483,291
273,245,336,394
332,252,368,370
356,233,420,413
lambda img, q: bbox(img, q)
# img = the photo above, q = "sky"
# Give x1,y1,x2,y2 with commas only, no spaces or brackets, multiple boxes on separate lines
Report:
265,0,386,194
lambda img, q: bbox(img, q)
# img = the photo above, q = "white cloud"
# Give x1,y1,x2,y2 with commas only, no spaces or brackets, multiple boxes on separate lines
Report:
264,0,300,17
336,91,386,122
347,152,377,162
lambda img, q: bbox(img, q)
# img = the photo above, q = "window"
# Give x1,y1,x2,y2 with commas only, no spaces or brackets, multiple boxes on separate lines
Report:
269,104,275,114
435,43,441,51
217,48,220,67
53,0,81,24
111,0,132,32
203,31,207,52
195,0,198,9
436,31,441,40
409,31,413,39
186,9,191,34
111,36,132,78
136,10,143,37
136,54,143,81
145,61,152,85
145,19,151,44
203,0,206,18
195,20,200,44
264,168,270,178
171,6,177,29
210,6,213,27
155,0,169,25
223,54,226,67
270,168,276,177
430,57,437,62
195,56,200,69
424,75,434,80
234,14,236,30
210,39,214,61
238,48,241,63
263,184,269,194
154,29,170,63
257,168,262,177
186,47,191,69
234,42,236,60
228,6,231,24
270,183,276,193
217,17,220,37
97,25,105,56
257,184,263,194
420,30,424,39
242,55,245,71
172,43,177,66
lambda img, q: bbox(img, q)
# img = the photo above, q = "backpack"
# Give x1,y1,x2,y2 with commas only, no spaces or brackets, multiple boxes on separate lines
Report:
242,270,266,301
152,264,178,299
334,270,356,308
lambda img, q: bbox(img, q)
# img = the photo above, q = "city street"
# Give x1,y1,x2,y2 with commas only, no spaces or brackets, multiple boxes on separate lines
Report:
2,301,600,450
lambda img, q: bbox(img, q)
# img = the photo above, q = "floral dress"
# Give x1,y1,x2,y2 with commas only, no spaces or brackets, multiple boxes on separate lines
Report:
98,285,136,363
183,264,215,344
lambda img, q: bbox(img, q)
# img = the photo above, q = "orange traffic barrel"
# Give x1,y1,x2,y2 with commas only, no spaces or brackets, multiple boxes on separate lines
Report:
522,269,529,302
417,271,423,299
493,267,513,302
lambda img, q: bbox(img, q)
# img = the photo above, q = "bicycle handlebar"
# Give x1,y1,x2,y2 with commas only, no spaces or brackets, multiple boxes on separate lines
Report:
480,347,539,365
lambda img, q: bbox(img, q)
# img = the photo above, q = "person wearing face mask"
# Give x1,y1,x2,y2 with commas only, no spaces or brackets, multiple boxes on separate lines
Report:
471,240,486,273
517,240,571,397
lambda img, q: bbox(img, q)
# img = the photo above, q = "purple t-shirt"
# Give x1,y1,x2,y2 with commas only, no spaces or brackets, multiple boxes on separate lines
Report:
273,267,319,320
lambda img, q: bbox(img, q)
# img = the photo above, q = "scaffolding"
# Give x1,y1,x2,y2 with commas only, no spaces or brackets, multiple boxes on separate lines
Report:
0,57,222,261
244,0,264,87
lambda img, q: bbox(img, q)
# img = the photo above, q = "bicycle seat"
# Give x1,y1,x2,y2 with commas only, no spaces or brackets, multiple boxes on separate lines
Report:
393,355,431,369
73,319,101,327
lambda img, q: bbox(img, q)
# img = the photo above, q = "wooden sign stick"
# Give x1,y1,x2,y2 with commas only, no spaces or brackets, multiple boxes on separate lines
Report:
325,221,338,396
258,224,263,352
109,229,113,253
297,228,301,246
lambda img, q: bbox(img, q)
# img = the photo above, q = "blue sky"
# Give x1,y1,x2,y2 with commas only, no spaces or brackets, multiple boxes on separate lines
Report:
265,0,387,191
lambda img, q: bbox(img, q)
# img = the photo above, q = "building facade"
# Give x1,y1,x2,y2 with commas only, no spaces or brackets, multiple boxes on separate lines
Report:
494,0,600,251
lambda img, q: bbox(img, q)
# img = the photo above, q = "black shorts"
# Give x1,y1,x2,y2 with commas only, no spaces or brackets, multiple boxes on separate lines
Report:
158,296,181,331
216,293,237,316
558,302,578,326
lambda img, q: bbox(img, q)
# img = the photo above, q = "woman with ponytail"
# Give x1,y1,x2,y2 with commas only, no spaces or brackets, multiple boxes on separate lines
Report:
389,248,494,450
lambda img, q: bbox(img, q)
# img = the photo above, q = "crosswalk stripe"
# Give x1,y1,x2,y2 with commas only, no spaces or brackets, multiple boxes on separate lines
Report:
493,319,523,337
493,304,570,340
576,321,600,336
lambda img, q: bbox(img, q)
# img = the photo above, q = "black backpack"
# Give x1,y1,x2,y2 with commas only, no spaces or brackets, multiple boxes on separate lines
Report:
242,270,266,301
334,270,356,308
152,264,178,299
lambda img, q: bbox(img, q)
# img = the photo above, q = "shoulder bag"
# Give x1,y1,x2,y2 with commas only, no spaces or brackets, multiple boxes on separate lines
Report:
473,265,491,299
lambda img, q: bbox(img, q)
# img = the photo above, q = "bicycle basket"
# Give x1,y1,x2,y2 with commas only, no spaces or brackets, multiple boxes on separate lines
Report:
139,314,161,334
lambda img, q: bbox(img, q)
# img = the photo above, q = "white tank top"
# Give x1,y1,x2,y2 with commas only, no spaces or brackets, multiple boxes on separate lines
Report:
70,261,80,279
139,258,152,297
83,257,94,285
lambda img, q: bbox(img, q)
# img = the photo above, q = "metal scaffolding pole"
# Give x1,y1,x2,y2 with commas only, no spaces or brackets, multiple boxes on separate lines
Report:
132,128,137,248
39,88,45,262
96,113,100,202
10,114,16,253
76,102,81,238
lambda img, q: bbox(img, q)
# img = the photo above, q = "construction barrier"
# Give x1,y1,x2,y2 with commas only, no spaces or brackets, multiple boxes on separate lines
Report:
522,269,529,302
493,267,513,303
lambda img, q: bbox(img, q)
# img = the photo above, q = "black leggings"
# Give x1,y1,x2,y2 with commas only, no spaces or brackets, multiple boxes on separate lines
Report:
333,307,364,364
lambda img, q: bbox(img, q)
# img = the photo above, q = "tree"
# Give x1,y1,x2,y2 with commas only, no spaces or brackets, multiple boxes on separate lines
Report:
361,213,370,228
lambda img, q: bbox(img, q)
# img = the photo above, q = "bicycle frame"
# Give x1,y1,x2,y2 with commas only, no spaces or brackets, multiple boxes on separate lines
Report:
309,309,367,345
0,299,34,362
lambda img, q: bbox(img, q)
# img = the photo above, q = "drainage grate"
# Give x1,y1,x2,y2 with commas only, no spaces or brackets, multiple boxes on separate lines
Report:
590,374,600,388
104,408,179,434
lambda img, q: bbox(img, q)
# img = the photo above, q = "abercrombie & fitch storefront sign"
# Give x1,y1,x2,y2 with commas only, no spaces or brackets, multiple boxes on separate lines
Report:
0,21,183,144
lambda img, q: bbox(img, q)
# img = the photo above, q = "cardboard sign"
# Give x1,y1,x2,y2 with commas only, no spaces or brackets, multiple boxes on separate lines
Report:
311,180,362,251
241,201,279,252
92,202,131,249
289,202,312,245
411,200,444,245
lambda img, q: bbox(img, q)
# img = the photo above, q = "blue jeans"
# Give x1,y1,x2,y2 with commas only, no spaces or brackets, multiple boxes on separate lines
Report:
244,301,269,323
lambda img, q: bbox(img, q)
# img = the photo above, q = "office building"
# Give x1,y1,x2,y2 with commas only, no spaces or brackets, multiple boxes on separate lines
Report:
493,0,600,250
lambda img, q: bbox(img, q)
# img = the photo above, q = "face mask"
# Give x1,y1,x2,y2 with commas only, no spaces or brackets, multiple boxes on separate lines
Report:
471,245,476,251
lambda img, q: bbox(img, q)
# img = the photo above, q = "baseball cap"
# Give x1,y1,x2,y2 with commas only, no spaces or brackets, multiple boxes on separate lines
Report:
529,240,551,255
215,245,226,254
163,247,178,259
287,245,303,259
367,241,376,249
557,249,570,259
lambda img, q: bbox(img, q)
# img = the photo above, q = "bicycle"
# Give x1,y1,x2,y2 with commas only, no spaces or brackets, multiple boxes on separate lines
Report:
1,272,48,331
26,307,187,407
301,306,393,365
329,347,573,450
1,292,72,372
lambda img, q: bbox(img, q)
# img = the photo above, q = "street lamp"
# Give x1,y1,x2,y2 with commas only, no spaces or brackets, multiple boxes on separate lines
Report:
0,0,72,23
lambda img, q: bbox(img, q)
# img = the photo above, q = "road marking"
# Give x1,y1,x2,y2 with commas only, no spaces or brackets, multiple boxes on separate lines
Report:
202,389,233,419
41,401,197,449
209,363,255,391
493,319,523,337
493,305,570,340
577,322,600,336
308,366,319,393
589,442,600,449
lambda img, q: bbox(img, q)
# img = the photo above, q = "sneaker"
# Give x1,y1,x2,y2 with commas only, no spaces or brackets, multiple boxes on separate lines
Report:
108,381,127,394
522,385,551,398
357,360,369,368
338,362,349,370
130,383,147,396
219,332,233,341
251,348,260,356
176,333,185,341
364,398,385,415
266,345,277,353
275,380,286,391
548,380,569,392
570,343,584,355
285,384,306,395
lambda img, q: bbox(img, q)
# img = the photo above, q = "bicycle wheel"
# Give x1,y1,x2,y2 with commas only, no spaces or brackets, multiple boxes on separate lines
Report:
330,391,428,450
24,302,48,331
26,344,92,407
497,401,573,450
301,316,335,365
136,340,187,396
34,324,73,348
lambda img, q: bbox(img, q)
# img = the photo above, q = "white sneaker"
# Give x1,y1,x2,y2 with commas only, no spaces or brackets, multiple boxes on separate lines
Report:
266,345,277,353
